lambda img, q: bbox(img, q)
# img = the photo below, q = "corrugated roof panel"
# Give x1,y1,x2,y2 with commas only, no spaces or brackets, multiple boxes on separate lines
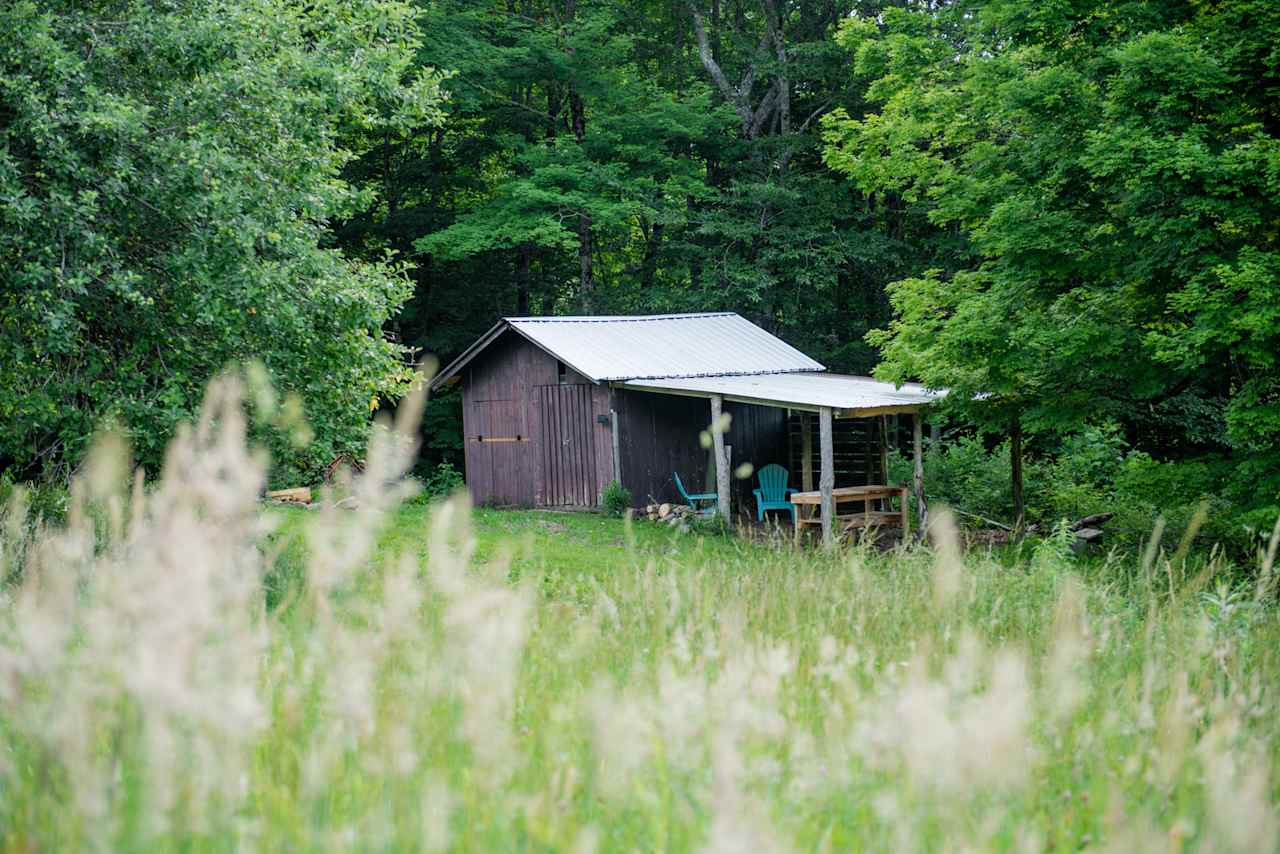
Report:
618,372,945,414
505,313,824,381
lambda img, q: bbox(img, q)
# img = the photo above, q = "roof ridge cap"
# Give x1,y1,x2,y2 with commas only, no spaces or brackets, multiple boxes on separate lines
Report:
505,312,737,324
605,367,823,381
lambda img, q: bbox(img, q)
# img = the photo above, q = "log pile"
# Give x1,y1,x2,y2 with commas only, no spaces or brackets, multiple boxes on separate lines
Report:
263,486,363,511
1069,512,1114,555
963,511,1116,552
644,503,695,526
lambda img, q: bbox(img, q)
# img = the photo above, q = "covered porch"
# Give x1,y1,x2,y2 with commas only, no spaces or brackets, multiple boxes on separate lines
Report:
617,372,944,546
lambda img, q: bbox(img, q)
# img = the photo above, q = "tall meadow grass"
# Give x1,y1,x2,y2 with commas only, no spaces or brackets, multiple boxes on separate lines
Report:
1,376,1278,850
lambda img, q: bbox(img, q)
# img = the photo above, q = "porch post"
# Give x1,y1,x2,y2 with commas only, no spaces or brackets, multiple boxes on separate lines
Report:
801,413,814,492
820,406,835,547
710,394,731,522
913,412,927,536
879,415,890,483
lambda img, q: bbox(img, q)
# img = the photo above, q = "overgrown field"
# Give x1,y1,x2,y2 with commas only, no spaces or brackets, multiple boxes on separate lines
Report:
2,381,1279,851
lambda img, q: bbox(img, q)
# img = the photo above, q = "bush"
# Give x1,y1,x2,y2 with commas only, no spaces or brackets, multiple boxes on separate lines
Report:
421,461,465,498
903,431,1277,562
1040,425,1128,521
0,2,443,485
889,434,1054,525
601,480,633,518
1108,455,1279,559
0,472,68,527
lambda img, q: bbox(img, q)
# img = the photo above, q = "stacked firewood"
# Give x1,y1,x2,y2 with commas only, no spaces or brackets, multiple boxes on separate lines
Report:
962,510,1115,551
1068,512,1114,554
644,503,695,525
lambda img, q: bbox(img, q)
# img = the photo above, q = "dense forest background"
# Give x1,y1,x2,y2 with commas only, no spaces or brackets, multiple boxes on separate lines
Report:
2,0,1278,551
334,0,965,469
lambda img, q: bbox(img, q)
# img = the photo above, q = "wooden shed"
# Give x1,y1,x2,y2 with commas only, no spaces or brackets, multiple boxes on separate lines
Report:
431,313,943,542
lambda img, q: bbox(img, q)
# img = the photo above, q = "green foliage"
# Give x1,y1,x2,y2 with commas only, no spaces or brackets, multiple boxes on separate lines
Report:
420,461,465,499
1109,456,1279,561
0,0,446,482
0,471,68,528
891,435,1035,525
332,0,957,416
600,479,633,518
823,0,1280,502
904,428,1278,561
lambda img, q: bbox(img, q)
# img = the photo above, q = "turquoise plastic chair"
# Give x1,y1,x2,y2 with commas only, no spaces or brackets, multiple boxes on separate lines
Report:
753,463,797,524
673,471,718,516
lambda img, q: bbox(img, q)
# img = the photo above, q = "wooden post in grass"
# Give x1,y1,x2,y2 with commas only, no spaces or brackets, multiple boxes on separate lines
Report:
820,406,835,547
913,412,927,537
710,394,731,523
1011,415,1025,534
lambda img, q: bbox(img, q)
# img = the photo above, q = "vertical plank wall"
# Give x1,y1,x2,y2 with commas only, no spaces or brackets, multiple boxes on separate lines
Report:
461,331,615,507
786,413,883,487
613,389,788,507
538,384,599,506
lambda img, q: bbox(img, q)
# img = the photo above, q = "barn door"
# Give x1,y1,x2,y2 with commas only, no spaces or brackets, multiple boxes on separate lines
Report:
538,385,599,506
466,397,531,506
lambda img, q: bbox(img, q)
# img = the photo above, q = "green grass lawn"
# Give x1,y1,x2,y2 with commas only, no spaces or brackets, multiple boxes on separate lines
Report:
6,481,1280,851
386,505,758,580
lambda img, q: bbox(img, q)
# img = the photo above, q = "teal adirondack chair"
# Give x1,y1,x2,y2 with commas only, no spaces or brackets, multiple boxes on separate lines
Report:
673,471,718,516
753,464,797,524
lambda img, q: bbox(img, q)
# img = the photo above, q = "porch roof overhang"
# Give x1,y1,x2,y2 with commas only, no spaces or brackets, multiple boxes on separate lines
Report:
615,371,944,417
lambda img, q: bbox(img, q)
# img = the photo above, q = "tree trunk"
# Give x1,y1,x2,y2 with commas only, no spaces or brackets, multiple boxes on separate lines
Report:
710,0,721,61
546,85,561,141
516,243,532,315
762,0,788,135
382,128,397,226
640,221,663,288
1011,416,1025,533
568,82,593,309
577,213,594,310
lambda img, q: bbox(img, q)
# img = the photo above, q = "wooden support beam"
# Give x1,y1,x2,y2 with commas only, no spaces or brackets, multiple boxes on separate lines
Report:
864,420,878,485
801,412,813,492
820,406,834,547
610,408,621,483
913,413,926,537
879,415,890,484
710,394,731,523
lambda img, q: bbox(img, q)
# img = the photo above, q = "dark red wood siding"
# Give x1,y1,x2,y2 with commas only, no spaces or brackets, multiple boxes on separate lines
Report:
613,389,789,507
460,331,614,507
539,385,601,506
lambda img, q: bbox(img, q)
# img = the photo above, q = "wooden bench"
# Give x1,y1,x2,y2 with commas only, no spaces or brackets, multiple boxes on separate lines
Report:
789,484,909,545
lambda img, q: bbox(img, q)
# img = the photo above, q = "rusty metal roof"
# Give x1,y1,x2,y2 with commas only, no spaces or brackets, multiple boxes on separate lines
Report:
618,372,945,417
431,312,824,386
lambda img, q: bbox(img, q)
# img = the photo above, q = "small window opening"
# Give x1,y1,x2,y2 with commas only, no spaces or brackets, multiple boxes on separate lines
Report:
557,360,567,384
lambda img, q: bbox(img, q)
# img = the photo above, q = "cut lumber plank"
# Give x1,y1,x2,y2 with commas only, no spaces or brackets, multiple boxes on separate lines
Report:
266,487,312,504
